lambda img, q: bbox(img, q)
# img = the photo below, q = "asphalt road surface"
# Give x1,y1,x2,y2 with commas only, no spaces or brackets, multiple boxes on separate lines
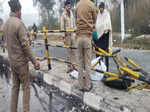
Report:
32,42,150,73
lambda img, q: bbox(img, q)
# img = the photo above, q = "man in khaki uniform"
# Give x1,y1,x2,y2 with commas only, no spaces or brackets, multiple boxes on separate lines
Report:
0,18,3,49
0,19,6,52
61,0,76,73
76,0,96,92
3,0,40,112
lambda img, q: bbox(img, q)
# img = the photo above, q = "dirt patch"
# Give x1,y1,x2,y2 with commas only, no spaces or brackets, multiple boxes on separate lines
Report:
113,36,150,50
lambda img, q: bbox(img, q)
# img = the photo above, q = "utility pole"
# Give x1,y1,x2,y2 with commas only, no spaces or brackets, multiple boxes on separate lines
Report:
121,0,125,41
96,0,97,6
0,0,6,12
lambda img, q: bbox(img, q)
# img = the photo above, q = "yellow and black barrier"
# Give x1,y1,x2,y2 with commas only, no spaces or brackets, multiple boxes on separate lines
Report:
97,48,110,56
1,36,5,53
128,83,150,90
31,42,77,49
93,46,150,89
31,41,120,57
0,31,5,53
116,55,127,67
29,29,75,43
47,29,75,33
29,31,34,45
43,27,51,70
124,57,141,70
29,28,150,90
36,56,135,84
111,54,150,88
120,67,150,85
36,56,121,76
1,29,75,34
124,57,149,76
37,57,77,66
30,29,75,34
37,29,75,33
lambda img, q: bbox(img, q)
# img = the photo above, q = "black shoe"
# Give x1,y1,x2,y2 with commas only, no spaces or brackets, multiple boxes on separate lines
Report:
73,66,78,71
66,69,73,73
79,88,86,92
84,84,93,92
79,84,93,92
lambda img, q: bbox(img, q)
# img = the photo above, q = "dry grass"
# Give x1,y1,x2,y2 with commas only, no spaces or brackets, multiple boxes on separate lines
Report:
113,36,150,50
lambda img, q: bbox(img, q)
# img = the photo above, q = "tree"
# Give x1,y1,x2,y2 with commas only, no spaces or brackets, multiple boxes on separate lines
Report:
33,0,80,29
33,0,56,29
111,0,150,34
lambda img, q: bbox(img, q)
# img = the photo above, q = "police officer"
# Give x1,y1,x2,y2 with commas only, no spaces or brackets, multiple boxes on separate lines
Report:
3,0,40,112
76,0,96,92
32,23,38,39
61,0,76,73
0,18,3,49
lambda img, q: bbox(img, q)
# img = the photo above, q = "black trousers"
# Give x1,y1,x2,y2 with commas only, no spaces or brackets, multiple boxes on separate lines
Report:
94,32,109,72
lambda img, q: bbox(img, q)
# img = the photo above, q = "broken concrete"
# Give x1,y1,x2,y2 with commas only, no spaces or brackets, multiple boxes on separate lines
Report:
30,59,150,112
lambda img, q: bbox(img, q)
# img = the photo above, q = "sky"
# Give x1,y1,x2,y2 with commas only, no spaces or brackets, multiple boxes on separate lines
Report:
1,0,39,27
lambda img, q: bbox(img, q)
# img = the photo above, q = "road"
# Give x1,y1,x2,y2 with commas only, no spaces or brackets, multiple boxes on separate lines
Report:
32,42,150,73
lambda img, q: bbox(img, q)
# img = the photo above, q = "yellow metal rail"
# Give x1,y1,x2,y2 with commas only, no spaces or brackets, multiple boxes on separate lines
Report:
43,27,51,70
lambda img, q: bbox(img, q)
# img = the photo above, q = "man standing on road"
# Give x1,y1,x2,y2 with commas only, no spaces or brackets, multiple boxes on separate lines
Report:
32,23,38,39
61,0,76,73
95,2,112,72
0,18,3,48
76,0,97,92
3,0,40,112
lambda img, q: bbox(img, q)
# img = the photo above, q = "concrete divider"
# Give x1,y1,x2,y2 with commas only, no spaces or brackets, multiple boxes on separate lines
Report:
42,71,132,112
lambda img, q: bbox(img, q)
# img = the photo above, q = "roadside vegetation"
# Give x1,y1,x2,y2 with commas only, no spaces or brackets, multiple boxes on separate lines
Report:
111,0,150,50
113,35,150,50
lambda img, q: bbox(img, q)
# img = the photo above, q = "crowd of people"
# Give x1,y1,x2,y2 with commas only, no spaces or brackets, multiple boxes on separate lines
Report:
2,0,112,111
61,0,112,92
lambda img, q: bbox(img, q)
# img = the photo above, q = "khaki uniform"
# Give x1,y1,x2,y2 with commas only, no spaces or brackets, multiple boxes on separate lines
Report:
3,12,36,112
0,25,3,48
76,0,96,89
0,25,5,52
61,9,76,71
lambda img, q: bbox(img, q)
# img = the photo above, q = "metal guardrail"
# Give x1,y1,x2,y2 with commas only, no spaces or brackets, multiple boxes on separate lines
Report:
38,29,75,33
43,27,51,70
29,28,77,70
31,42,77,49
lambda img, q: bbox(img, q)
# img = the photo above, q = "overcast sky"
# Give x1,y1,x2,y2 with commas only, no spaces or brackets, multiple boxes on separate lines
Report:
1,0,39,27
